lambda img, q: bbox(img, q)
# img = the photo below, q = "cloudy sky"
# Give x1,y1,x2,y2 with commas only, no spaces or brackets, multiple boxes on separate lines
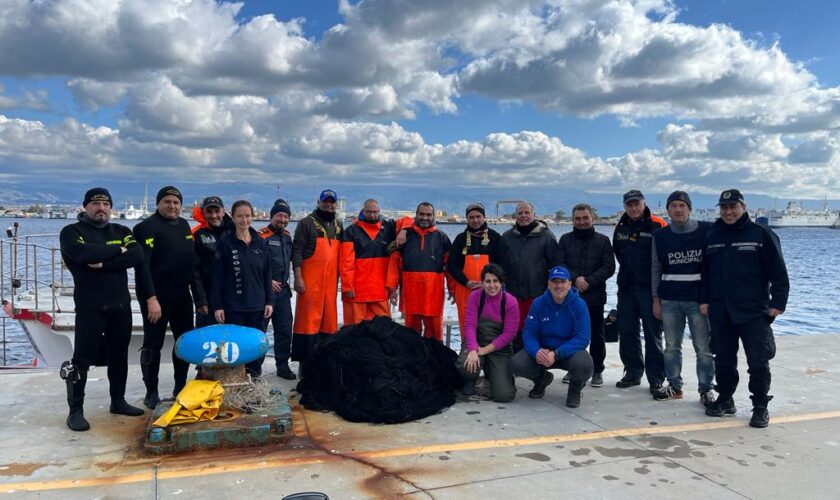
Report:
1,0,839,206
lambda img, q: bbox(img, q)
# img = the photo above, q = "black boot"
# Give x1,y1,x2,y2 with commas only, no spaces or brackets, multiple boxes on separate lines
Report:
66,368,90,432
566,381,584,408
529,371,554,399
705,396,737,417
462,380,476,396
749,395,773,428
140,348,161,409
110,399,145,417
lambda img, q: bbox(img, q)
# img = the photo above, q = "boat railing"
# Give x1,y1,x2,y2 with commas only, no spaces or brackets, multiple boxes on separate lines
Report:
0,232,71,318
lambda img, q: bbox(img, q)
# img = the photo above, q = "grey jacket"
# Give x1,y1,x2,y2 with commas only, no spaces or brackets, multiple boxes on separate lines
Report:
501,221,558,300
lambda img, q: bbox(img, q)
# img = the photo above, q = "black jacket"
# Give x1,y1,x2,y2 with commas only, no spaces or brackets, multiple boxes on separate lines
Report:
556,227,615,305
612,207,667,290
212,228,273,313
133,212,205,306
447,227,507,286
193,214,233,299
501,221,558,299
258,224,293,284
59,215,144,310
700,213,789,324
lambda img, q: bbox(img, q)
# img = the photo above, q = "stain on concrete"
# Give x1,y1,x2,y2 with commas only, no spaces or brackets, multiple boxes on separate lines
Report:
310,474,320,479
571,448,592,456
625,482,635,486
649,421,659,425
0,462,61,477
764,462,777,467
773,455,785,460
640,459,654,464
761,445,776,451
747,453,758,457
603,475,619,481
634,466,651,475
555,445,565,449
466,411,480,415
438,456,450,461
691,476,703,480
727,456,749,467
663,461,680,469
689,439,713,446
516,453,551,462
806,368,826,375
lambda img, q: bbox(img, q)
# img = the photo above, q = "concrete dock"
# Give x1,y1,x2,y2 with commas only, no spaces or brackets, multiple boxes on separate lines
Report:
1,333,839,499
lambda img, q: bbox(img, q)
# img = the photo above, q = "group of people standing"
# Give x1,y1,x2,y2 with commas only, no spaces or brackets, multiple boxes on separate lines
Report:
58,184,788,432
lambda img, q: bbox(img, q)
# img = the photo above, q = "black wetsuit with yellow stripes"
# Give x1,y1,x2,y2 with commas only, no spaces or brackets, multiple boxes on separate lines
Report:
133,211,204,397
59,214,143,399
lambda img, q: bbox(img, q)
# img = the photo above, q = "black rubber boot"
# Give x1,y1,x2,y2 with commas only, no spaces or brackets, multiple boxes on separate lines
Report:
749,395,773,428
140,348,161,409
66,369,90,432
462,380,476,396
110,399,145,417
566,381,584,408
705,396,737,417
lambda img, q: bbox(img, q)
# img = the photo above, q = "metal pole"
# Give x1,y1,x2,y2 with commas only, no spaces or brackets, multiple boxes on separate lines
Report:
51,248,58,315
33,245,38,310
23,235,29,286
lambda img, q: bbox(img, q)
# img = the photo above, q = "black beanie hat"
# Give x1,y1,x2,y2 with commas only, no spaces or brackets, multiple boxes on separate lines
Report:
156,185,183,205
83,187,112,207
666,190,692,210
270,199,292,218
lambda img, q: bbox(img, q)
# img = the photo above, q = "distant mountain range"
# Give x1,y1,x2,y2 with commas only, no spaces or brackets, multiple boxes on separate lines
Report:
2,181,837,217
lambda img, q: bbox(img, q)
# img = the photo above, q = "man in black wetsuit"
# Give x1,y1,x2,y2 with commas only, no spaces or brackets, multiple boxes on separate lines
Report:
59,187,145,431
193,195,232,328
134,186,206,409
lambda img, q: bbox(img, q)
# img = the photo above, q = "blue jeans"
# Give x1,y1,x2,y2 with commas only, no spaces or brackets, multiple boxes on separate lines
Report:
661,300,714,393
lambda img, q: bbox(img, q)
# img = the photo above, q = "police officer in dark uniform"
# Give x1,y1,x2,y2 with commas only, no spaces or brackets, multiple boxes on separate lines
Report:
700,189,789,428
59,187,145,431
612,189,668,393
258,199,295,379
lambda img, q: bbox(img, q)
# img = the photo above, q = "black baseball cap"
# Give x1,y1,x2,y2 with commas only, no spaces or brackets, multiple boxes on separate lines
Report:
201,196,224,209
623,189,645,203
717,189,745,206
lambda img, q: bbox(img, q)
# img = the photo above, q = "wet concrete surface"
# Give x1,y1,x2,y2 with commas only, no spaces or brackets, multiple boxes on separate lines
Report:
1,333,840,498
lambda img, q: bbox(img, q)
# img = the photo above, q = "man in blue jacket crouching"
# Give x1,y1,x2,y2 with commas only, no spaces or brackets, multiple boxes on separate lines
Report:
511,266,594,408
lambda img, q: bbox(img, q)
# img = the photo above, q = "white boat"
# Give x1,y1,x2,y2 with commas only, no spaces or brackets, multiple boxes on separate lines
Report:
766,201,840,228
1,233,174,367
119,203,149,220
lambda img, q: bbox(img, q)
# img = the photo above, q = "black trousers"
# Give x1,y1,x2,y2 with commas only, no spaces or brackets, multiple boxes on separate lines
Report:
73,304,132,400
267,287,293,368
227,309,268,377
709,308,776,404
140,292,194,391
617,287,664,386
585,301,607,374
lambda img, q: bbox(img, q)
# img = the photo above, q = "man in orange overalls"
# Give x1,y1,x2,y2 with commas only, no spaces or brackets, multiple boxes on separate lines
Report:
387,202,452,341
447,202,508,340
340,199,407,325
292,190,342,368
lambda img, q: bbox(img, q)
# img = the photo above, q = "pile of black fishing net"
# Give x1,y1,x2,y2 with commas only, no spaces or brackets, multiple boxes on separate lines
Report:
297,317,462,424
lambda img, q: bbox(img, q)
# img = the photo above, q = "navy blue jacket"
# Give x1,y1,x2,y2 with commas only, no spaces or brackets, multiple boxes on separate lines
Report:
700,213,789,324
652,222,711,301
613,207,668,290
212,228,273,313
522,287,590,359
258,225,293,284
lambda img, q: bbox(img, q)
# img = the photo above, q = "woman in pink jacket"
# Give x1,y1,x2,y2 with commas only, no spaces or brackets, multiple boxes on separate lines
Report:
458,263,520,402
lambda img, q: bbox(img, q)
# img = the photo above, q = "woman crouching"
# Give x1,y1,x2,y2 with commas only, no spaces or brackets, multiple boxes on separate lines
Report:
458,263,520,402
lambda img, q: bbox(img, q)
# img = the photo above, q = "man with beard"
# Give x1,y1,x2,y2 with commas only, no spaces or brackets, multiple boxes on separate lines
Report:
134,186,206,409
59,188,145,431
258,199,295,379
612,189,668,394
192,196,232,328
292,189,343,369
340,199,398,325
447,202,508,339
387,202,452,341
701,189,789,428
555,203,615,388
501,201,558,349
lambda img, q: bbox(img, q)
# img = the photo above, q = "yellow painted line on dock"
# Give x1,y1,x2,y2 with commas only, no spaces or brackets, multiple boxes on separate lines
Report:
3,409,840,493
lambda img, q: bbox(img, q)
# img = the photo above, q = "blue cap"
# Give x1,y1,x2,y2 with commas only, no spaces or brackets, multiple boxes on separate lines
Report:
319,189,337,202
548,266,571,281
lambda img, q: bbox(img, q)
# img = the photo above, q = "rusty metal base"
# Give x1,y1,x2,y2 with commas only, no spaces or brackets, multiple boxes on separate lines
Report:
144,390,292,455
